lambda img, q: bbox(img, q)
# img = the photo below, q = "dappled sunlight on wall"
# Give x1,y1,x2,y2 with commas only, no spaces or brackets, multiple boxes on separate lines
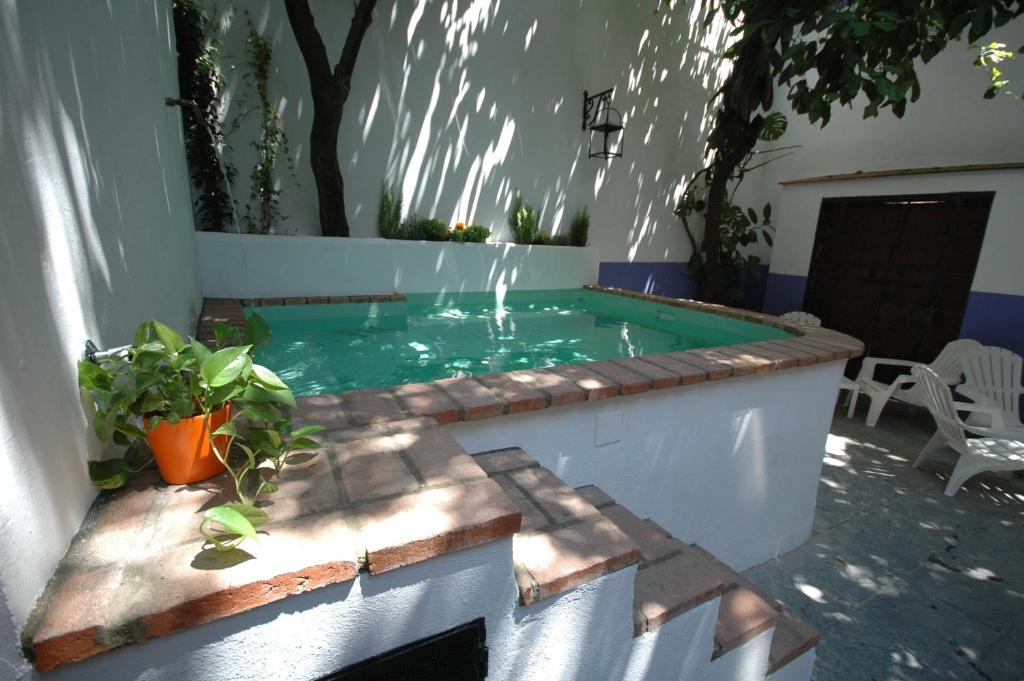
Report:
0,0,199,633
214,0,733,264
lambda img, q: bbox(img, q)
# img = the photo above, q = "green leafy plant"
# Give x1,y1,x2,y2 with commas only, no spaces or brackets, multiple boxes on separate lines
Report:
240,21,293,234
451,224,490,243
403,216,450,241
547,234,571,247
509,190,540,245
172,0,236,231
377,181,404,238
568,207,590,247
77,316,323,551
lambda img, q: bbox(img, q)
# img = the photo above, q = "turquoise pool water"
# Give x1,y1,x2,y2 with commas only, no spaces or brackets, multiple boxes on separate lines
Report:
253,289,791,396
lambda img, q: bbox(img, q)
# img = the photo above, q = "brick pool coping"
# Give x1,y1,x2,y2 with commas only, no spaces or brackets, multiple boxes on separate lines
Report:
199,284,864,428
24,288,861,672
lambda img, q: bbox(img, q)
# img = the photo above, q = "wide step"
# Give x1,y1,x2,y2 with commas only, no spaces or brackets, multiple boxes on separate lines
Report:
471,448,640,605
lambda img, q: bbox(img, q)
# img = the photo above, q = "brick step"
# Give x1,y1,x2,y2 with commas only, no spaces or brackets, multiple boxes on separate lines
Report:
578,485,818,679
574,485,724,638
471,448,640,606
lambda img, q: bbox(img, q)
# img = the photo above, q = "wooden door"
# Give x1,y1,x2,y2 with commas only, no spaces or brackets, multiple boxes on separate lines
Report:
804,192,992,371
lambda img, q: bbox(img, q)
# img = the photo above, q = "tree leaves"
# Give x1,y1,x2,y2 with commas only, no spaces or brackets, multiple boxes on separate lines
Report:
758,112,788,141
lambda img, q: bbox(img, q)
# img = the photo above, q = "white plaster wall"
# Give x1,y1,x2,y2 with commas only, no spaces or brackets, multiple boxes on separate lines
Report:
623,599,718,681
766,649,816,681
767,169,1024,298
0,1,201,676
755,16,1024,290
208,0,733,265
448,362,844,571
705,627,774,681
198,232,599,298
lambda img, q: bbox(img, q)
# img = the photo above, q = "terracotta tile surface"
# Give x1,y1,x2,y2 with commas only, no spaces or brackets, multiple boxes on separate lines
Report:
434,377,507,420
393,427,486,486
611,357,681,390
340,388,408,426
738,342,799,370
601,504,682,565
293,394,350,433
633,550,724,636
768,609,820,673
758,340,819,367
493,475,550,532
472,448,538,476
507,467,599,526
500,369,585,407
391,382,460,425
668,350,732,380
713,584,778,658
574,484,616,509
354,478,521,574
586,360,652,395
637,353,708,385
514,516,640,605
548,364,620,400
714,345,776,375
477,373,547,413
330,436,420,504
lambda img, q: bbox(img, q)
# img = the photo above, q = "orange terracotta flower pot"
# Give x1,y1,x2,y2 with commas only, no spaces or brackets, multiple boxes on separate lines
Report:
145,404,231,484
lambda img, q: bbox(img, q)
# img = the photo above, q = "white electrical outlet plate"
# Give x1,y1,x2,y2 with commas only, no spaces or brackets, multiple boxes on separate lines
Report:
594,410,623,447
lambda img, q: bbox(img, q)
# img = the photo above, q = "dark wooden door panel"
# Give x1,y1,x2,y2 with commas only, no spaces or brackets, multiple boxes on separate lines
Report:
804,192,993,376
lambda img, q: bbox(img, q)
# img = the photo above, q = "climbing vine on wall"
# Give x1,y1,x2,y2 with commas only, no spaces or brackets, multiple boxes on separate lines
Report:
240,21,293,235
172,0,235,231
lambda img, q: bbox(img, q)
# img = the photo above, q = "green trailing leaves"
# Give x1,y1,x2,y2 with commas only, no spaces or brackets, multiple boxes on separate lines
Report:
201,346,252,387
89,459,131,490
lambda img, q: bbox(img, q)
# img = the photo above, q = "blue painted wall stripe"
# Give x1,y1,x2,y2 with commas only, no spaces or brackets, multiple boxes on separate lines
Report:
762,272,808,316
960,291,1024,358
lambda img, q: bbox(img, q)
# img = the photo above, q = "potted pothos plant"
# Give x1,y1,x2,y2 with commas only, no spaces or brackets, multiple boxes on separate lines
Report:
77,315,323,551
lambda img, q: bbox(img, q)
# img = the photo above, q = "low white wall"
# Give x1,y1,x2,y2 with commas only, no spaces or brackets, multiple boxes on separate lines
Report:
448,362,844,571
198,232,599,298
0,4,201,679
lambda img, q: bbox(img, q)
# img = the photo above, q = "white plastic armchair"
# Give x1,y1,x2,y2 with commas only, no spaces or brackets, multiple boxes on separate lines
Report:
955,345,1024,439
854,338,982,427
912,365,1024,496
781,310,860,417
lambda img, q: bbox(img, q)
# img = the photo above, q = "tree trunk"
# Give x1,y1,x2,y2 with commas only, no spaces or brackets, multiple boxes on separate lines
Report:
309,98,346,236
285,0,376,237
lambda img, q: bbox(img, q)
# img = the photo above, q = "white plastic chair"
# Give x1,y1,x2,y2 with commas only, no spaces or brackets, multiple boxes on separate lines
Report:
955,345,1024,439
912,365,1024,496
781,311,860,417
780,311,822,326
854,338,982,427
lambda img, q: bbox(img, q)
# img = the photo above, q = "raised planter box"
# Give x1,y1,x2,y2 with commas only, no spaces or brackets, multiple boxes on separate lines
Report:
197,232,599,299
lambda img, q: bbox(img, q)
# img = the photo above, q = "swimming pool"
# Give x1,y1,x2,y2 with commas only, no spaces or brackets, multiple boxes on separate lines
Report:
253,289,793,396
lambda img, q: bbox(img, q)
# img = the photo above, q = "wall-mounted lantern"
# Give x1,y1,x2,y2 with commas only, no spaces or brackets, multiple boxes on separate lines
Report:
582,88,624,160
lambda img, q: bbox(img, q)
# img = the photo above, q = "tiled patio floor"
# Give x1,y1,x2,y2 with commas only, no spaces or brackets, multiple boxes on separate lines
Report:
743,402,1024,681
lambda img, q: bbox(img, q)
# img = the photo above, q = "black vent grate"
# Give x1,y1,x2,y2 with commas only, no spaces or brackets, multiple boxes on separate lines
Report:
316,619,488,681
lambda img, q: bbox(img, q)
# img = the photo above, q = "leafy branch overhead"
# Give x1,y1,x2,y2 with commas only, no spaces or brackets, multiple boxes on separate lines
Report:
663,0,1024,304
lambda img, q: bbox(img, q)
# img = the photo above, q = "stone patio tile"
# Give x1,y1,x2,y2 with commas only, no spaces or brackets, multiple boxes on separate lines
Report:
434,377,507,420
354,477,521,574
499,368,586,407
610,357,681,389
514,515,640,605
976,622,1024,681
390,382,460,425
477,373,547,413
339,388,408,426
548,363,620,400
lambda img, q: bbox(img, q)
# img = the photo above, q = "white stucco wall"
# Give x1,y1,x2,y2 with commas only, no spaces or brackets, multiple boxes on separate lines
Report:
0,1,200,677
198,232,599,298
210,0,731,265
448,361,844,572
754,17,1024,291
768,169,1024,299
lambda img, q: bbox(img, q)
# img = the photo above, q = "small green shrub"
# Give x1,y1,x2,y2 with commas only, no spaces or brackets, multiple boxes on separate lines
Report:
569,207,590,247
548,234,571,246
509,190,540,245
452,224,490,243
404,216,450,241
377,181,403,239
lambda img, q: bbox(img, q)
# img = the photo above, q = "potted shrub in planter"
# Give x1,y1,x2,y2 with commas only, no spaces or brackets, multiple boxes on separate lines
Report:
78,316,322,550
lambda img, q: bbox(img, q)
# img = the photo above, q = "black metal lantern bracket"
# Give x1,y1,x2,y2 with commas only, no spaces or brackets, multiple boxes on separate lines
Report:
582,88,624,159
